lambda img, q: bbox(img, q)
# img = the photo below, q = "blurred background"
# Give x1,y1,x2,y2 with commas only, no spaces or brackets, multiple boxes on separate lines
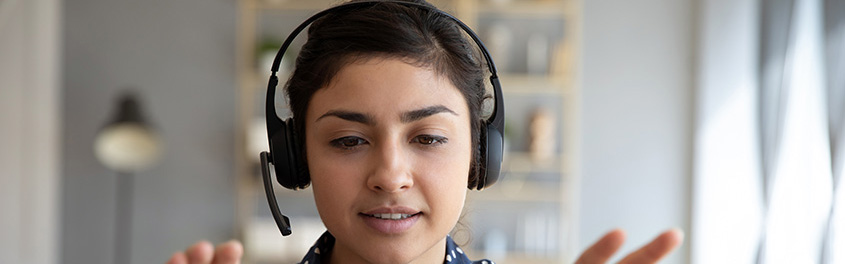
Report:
2,0,843,263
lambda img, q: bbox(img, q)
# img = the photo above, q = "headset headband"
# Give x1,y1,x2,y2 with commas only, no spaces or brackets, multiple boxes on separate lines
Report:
266,0,504,138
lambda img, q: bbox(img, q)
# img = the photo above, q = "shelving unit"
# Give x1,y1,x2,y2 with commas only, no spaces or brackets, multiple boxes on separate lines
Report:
234,0,580,263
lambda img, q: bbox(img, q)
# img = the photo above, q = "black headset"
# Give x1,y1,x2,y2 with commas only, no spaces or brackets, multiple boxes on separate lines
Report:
259,0,505,237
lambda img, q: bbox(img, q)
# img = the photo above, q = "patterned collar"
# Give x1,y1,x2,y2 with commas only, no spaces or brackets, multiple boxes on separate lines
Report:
298,231,494,264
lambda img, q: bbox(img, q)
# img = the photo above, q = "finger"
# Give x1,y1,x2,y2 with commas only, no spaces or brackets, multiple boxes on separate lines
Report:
185,241,214,264
166,251,188,264
618,228,684,264
575,228,626,264
211,240,244,264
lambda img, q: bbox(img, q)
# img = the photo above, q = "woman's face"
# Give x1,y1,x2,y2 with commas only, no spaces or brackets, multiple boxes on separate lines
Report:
305,57,472,264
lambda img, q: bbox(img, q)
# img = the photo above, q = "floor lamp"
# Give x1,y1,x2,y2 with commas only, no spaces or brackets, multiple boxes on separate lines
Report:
94,91,162,264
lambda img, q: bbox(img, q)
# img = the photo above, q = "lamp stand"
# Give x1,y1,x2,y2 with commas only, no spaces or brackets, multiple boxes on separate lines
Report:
115,171,133,264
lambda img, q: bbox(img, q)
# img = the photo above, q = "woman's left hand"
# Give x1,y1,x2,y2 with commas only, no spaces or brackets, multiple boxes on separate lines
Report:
575,228,684,264
166,240,243,264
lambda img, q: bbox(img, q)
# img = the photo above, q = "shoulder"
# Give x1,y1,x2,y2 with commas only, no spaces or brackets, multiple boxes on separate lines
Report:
298,231,335,264
445,236,496,264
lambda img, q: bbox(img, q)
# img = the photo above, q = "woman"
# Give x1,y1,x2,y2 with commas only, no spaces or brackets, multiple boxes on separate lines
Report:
168,0,683,263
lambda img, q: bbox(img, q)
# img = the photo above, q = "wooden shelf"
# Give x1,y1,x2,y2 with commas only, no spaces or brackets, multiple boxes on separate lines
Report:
503,151,566,173
499,74,571,95
477,0,570,17
247,0,341,10
470,180,568,203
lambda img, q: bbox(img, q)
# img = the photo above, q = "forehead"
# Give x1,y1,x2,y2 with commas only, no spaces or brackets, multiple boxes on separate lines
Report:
306,58,468,120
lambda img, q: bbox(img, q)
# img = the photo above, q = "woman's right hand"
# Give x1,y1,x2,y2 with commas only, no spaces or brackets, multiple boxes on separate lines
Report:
575,228,683,264
166,240,243,264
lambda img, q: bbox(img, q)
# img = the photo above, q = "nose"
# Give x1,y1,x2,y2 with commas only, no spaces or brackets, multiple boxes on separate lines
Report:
366,138,414,193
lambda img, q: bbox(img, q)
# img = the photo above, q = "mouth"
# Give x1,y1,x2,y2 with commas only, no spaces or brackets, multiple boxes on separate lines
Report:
359,207,423,234
361,212,422,220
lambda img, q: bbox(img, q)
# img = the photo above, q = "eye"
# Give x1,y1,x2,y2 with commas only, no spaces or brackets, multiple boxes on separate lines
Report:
412,135,447,146
330,136,368,149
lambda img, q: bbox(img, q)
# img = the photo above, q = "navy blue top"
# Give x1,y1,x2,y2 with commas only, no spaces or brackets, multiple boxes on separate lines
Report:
298,231,494,264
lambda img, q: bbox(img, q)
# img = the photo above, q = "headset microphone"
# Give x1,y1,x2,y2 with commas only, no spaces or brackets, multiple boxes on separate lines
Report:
259,0,505,237
260,151,291,236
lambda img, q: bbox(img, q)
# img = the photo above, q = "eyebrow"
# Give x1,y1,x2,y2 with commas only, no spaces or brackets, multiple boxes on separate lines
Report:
316,105,457,125
317,110,375,125
400,105,457,123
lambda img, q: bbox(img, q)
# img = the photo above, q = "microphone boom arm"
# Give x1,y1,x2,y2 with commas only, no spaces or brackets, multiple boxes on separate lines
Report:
260,151,292,236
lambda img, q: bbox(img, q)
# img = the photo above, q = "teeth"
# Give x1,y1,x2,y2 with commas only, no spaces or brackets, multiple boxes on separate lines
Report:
372,213,412,220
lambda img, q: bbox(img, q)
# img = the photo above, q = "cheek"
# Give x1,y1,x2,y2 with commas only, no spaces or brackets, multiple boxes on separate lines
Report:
422,151,471,190
419,141,472,218
307,151,361,221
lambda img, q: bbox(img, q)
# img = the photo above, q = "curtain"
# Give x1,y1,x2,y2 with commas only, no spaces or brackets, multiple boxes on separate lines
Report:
694,0,845,263
0,0,61,263
759,0,832,263
822,1,845,263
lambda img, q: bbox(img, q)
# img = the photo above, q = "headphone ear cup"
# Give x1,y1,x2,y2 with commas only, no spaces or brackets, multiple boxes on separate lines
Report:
285,119,310,188
477,123,504,190
271,118,309,189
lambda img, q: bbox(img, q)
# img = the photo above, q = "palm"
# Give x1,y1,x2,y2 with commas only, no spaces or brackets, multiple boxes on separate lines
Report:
575,229,684,264
166,240,243,264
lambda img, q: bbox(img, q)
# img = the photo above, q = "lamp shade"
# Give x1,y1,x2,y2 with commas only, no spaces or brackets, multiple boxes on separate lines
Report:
94,92,162,173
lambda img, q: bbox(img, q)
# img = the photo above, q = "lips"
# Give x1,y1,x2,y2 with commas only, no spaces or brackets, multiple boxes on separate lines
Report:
361,206,421,216
360,207,422,234
364,213,418,220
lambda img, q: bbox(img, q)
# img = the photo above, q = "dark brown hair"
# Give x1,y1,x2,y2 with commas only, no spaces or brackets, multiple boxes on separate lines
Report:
285,0,487,188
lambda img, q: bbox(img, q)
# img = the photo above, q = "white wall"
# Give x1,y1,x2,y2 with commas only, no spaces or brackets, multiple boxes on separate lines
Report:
578,0,694,263
62,0,237,263
0,0,61,263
